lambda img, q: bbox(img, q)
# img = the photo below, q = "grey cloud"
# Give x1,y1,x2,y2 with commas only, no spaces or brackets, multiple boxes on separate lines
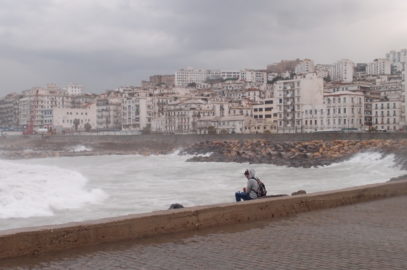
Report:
0,0,406,95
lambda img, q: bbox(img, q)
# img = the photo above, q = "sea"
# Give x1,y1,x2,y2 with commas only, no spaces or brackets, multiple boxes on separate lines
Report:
0,148,406,231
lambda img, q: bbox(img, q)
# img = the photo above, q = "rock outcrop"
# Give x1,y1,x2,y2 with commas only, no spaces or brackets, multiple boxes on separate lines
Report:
181,139,407,169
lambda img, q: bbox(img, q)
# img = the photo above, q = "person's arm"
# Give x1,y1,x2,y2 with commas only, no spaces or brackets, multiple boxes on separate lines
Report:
246,180,254,194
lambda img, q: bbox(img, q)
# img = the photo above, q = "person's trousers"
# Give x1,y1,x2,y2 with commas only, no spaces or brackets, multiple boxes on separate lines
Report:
235,191,252,202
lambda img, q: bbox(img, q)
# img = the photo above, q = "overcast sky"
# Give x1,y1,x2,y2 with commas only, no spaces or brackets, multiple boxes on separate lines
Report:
0,0,407,95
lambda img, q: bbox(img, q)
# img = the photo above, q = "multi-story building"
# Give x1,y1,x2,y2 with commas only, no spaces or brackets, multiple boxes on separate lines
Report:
64,84,83,96
0,93,20,129
121,88,152,131
52,104,96,131
386,49,407,73
372,100,403,131
294,59,315,74
274,73,324,133
366,59,391,75
197,115,249,134
162,98,212,134
240,69,267,84
175,68,221,87
96,94,122,130
321,91,365,131
330,59,354,83
18,85,67,130
221,71,241,80
251,98,276,133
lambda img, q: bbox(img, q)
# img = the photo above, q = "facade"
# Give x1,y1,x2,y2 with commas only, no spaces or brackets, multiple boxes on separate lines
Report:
221,71,240,80
163,99,209,134
18,86,67,130
294,59,315,74
96,98,122,130
0,93,20,129
366,59,391,75
197,116,248,134
330,59,354,83
52,104,96,131
240,69,267,84
322,91,365,131
121,89,152,131
175,68,221,87
65,84,83,96
372,100,403,131
274,73,324,133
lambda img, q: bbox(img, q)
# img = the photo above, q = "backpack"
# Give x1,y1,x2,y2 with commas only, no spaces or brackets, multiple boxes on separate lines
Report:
254,178,267,197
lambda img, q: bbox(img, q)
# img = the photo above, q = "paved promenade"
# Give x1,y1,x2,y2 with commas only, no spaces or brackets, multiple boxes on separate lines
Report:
2,195,407,270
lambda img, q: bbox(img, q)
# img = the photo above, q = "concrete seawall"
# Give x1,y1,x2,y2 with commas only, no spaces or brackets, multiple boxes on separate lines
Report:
1,178,407,260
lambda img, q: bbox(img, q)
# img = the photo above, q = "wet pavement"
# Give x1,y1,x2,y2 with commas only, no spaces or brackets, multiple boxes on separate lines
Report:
2,195,407,270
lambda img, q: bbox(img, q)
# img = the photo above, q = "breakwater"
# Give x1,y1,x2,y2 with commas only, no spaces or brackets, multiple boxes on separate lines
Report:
182,139,407,168
0,132,406,160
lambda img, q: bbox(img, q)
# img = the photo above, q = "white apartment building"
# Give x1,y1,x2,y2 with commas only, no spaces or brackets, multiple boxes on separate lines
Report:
64,84,83,96
330,59,354,83
175,68,221,87
221,71,240,80
274,73,324,133
294,59,315,74
163,99,210,134
315,64,331,79
18,86,67,130
96,97,122,130
244,88,263,102
386,49,407,73
240,69,267,84
386,49,407,64
366,59,391,75
372,100,403,131
121,89,151,130
251,98,276,133
197,116,248,134
321,91,365,131
52,104,96,131
0,93,20,128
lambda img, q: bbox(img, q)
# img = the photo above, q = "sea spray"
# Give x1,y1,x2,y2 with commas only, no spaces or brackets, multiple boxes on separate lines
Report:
0,160,107,219
0,151,405,230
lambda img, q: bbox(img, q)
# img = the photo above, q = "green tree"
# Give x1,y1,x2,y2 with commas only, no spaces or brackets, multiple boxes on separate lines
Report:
84,122,92,132
73,119,80,131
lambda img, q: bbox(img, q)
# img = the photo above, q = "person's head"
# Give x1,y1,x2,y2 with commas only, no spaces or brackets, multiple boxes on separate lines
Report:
243,169,256,179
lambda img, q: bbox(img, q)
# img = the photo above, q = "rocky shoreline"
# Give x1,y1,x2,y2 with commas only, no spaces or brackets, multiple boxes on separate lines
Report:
181,139,407,169
0,136,406,170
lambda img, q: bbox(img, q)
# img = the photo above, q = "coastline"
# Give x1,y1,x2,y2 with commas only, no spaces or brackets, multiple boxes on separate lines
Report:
0,134,406,169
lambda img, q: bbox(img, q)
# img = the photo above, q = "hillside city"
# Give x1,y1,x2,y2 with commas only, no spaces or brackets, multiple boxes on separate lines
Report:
1,49,407,135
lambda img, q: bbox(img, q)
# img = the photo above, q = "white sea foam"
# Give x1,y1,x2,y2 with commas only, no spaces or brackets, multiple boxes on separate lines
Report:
0,151,405,230
68,145,92,152
0,160,107,219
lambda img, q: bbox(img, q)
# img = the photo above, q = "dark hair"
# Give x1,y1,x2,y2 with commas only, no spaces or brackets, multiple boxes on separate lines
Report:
244,169,249,175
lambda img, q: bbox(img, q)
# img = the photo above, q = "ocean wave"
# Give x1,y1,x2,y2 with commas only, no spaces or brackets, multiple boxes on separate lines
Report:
0,160,107,219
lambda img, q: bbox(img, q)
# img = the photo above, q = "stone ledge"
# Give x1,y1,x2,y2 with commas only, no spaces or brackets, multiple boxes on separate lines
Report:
1,178,407,259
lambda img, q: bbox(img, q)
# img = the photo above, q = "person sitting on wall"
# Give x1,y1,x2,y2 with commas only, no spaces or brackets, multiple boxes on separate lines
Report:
235,169,260,202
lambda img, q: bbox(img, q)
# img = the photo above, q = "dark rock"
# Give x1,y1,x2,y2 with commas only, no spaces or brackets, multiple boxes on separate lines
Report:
291,190,307,196
168,203,184,209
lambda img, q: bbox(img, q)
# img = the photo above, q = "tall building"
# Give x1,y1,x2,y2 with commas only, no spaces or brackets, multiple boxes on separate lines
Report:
386,49,407,73
366,59,391,75
294,59,315,74
64,84,83,96
175,68,221,87
329,59,354,83
274,73,324,133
